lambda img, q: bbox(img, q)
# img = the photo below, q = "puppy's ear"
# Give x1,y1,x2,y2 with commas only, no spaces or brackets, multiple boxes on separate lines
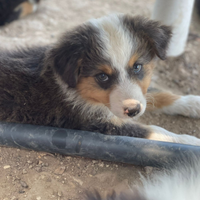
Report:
123,16,172,60
49,24,102,88
49,33,84,88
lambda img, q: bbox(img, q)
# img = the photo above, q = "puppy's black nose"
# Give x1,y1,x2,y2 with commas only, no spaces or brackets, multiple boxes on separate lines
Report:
124,104,141,117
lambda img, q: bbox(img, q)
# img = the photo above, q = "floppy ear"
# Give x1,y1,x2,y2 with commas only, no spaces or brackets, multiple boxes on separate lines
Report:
49,34,84,88
49,24,102,88
123,16,172,60
144,21,172,60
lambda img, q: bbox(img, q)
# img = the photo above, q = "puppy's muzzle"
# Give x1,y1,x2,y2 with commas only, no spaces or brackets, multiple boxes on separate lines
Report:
123,100,142,117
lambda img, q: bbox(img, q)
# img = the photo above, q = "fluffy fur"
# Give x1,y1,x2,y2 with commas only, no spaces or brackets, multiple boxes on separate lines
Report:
86,156,200,200
1,14,200,145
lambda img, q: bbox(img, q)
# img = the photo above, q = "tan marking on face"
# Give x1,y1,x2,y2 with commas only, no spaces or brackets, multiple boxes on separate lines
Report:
137,62,155,94
18,2,34,18
77,77,111,106
146,92,180,111
128,54,139,68
98,65,113,75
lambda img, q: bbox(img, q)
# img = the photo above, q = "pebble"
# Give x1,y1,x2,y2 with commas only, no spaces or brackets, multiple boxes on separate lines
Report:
35,166,42,172
58,191,62,197
54,166,66,175
20,180,28,188
91,169,97,176
38,160,43,165
44,163,49,167
18,190,25,194
4,165,10,169
98,163,104,167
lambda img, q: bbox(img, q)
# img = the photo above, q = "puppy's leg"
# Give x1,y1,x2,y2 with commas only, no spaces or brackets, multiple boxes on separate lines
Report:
146,88,200,118
147,125,200,145
87,118,200,146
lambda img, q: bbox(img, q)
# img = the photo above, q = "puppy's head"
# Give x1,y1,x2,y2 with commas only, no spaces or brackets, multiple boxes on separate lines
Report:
50,14,171,119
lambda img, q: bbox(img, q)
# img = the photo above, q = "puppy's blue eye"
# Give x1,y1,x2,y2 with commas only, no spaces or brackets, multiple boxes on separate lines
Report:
133,64,143,74
96,73,109,82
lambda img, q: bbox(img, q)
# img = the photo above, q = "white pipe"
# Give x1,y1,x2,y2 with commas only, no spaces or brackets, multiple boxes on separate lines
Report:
152,0,195,57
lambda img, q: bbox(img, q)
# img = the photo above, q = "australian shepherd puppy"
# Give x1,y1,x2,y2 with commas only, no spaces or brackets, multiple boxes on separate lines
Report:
0,0,40,26
86,155,200,200
0,14,200,145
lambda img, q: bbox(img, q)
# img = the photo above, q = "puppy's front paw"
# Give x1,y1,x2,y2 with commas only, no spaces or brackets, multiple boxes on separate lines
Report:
149,125,200,146
179,134,200,146
161,95,200,118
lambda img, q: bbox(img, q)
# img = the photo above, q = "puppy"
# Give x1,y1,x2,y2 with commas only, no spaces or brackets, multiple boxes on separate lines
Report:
0,14,200,145
85,155,200,200
0,0,40,26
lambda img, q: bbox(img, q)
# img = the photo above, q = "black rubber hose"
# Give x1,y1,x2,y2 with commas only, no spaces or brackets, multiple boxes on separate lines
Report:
0,121,199,167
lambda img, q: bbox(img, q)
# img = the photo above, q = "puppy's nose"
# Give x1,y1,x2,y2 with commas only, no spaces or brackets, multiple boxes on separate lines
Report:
124,104,141,117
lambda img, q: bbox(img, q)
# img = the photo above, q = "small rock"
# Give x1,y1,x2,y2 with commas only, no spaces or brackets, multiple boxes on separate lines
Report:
98,163,104,167
91,169,97,176
35,166,42,172
38,160,43,165
36,197,41,200
11,196,18,200
44,163,49,167
72,177,83,185
58,191,62,197
20,180,28,188
66,156,72,161
54,166,65,175
4,165,10,169
22,169,27,174
178,67,189,79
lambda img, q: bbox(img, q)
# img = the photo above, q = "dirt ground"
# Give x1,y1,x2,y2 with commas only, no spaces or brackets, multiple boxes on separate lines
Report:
0,0,200,199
